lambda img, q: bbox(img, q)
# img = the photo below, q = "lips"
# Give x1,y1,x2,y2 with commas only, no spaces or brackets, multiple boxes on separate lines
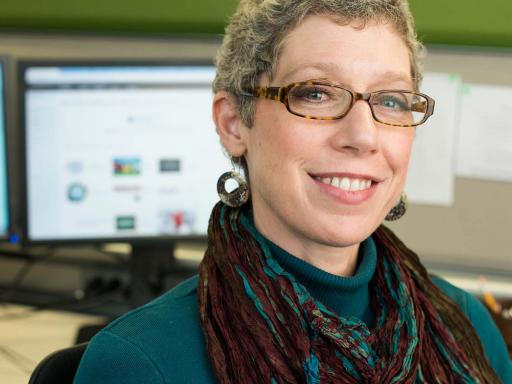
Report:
311,172,382,187
309,172,382,205
316,176,372,192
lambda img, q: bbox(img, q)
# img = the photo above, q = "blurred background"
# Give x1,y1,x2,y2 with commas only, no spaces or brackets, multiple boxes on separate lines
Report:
0,0,510,382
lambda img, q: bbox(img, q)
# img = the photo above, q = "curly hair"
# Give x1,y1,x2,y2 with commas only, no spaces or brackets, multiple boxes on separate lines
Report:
213,0,424,127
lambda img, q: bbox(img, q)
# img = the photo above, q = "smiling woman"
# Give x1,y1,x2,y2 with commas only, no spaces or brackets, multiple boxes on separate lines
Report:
73,1,512,383
216,18,419,273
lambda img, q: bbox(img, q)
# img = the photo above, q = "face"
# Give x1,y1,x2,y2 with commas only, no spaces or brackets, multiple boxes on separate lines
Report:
233,16,415,258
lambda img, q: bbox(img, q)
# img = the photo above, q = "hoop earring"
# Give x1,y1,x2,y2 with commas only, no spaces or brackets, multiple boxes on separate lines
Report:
385,193,408,221
217,162,249,208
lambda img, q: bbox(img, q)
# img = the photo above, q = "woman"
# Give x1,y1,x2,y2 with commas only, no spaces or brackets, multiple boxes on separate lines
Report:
74,0,512,383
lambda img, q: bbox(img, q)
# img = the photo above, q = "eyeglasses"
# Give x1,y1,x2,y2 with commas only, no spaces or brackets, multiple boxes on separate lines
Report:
239,81,435,127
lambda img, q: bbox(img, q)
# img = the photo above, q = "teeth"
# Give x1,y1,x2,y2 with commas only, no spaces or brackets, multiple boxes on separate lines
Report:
317,176,373,192
340,177,351,190
350,179,360,191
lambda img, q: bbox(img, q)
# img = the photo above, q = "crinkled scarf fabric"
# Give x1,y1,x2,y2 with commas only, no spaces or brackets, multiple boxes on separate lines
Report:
199,203,499,383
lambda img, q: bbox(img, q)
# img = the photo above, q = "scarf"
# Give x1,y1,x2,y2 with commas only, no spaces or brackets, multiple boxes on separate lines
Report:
199,202,500,383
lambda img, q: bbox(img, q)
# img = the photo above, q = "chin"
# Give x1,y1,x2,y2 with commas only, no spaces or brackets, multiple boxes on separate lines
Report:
314,219,378,248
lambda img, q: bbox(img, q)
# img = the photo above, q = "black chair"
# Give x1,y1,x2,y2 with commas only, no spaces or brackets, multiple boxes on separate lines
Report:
29,342,88,384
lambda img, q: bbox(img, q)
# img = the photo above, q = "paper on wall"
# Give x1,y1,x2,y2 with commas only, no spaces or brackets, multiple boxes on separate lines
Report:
405,72,460,206
456,83,512,182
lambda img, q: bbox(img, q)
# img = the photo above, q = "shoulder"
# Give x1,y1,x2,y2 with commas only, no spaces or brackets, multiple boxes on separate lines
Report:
430,275,512,382
430,275,497,341
430,275,493,328
430,275,472,310
107,274,201,332
104,274,203,350
74,275,215,384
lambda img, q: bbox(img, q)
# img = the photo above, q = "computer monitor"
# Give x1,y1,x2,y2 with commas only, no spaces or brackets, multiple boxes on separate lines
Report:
0,57,10,240
19,61,231,244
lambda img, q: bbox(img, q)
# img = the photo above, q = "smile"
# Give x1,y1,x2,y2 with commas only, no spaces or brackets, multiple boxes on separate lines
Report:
314,176,373,192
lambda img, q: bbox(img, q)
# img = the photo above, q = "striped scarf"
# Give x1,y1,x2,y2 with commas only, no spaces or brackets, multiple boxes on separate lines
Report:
199,202,500,383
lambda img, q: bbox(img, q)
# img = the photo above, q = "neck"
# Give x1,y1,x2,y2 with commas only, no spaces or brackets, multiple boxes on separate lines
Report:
252,209,361,277
290,242,360,277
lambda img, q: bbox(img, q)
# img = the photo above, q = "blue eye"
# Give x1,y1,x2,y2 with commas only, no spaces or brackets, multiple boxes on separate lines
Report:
287,83,352,116
292,86,330,103
307,90,325,101
374,94,410,111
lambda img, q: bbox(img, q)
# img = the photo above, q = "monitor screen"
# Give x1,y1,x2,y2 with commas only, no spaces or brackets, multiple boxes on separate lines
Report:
20,62,231,243
0,59,9,239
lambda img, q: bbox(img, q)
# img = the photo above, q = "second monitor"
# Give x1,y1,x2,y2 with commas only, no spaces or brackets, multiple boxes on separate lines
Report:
0,58,9,240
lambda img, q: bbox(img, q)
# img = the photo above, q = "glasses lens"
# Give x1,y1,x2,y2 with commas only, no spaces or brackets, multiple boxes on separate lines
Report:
287,84,352,119
371,92,429,126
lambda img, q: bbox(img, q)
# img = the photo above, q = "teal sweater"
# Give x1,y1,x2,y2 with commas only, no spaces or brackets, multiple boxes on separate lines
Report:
74,236,512,383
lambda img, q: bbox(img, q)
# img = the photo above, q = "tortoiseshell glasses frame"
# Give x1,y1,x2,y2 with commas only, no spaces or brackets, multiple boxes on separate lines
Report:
239,80,435,127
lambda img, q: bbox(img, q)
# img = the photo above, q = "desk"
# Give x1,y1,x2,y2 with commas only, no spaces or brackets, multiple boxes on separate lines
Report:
440,273,512,299
0,305,106,384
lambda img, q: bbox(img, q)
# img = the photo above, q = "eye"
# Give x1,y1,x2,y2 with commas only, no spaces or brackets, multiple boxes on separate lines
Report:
306,89,325,101
290,85,333,103
374,93,410,111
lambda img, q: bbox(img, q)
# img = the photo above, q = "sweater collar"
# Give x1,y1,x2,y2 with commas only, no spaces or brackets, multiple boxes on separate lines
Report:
242,208,377,326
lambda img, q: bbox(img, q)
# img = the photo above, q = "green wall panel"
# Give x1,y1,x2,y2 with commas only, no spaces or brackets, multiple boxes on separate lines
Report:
408,0,512,47
0,0,238,35
1,0,512,47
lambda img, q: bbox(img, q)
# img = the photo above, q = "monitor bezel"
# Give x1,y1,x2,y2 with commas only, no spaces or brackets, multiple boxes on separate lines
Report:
0,56,12,241
18,59,219,246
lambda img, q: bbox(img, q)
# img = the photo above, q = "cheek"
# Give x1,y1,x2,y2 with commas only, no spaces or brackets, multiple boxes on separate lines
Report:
248,108,307,168
383,129,415,179
244,111,283,184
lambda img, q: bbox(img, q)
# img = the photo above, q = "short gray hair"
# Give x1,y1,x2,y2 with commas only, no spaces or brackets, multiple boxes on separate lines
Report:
213,0,424,127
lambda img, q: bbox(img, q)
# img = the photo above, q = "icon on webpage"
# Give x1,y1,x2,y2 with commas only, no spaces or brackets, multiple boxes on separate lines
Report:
116,215,136,231
113,158,141,176
159,210,196,234
67,183,87,203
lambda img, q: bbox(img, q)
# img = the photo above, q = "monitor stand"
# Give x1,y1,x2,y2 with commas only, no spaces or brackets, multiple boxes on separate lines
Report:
129,243,176,307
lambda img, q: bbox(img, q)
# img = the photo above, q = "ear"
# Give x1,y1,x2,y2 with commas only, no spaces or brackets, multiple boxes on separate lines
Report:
212,91,247,158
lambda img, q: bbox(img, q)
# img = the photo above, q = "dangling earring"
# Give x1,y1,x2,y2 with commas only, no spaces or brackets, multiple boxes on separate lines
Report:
217,158,249,208
385,193,408,221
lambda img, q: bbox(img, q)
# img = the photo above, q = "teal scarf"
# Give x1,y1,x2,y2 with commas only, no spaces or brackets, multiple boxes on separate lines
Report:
199,203,499,383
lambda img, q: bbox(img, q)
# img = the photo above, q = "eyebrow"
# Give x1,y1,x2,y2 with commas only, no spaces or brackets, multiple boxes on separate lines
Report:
278,62,413,89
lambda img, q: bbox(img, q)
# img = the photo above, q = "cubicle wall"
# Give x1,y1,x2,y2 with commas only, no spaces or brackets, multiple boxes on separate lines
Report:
388,46,512,277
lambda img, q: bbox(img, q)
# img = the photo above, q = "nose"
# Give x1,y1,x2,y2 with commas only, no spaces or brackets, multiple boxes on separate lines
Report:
330,99,379,155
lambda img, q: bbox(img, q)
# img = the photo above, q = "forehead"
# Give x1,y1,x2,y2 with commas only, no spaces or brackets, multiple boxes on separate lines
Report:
273,15,412,89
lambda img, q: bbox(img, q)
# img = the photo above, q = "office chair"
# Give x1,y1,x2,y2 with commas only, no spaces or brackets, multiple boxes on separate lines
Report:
28,342,88,384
